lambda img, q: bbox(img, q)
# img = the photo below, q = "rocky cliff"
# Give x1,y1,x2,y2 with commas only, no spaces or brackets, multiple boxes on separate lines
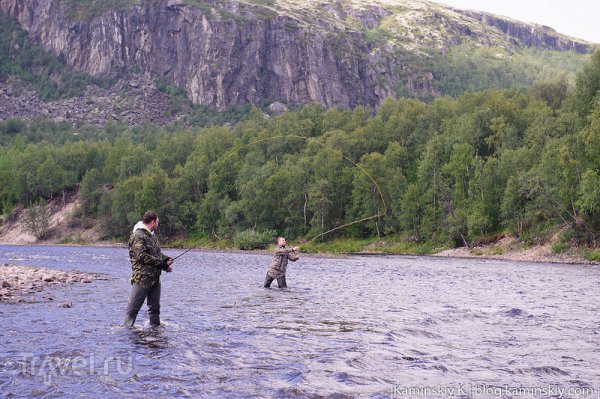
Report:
0,0,592,110
458,10,590,54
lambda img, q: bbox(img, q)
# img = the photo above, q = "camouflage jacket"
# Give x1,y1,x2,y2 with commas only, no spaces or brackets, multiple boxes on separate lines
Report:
128,228,169,289
267,245,299,278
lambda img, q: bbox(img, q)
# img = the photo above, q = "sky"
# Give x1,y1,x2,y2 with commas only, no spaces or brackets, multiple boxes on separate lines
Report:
430,0,600,43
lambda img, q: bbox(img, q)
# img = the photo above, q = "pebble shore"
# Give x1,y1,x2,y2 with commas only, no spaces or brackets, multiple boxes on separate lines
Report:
0,263,107,305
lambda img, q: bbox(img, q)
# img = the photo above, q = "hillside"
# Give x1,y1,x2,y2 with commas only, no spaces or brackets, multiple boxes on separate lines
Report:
0,0,593,119
0,189,104,245
1,48,599,261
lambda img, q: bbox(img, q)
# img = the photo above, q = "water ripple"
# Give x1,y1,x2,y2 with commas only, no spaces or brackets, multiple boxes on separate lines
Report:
1,246,599,397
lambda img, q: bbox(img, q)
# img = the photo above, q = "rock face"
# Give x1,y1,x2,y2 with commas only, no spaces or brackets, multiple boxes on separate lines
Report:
0,0,391,109
0,0,592,110
458,10,590,54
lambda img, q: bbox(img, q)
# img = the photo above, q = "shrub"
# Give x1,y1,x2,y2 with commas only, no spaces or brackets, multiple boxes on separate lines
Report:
23,201,51,240
301,239,367,254
585,250,600,262
551,241,568,254
233,228,276,250
489,245,503,255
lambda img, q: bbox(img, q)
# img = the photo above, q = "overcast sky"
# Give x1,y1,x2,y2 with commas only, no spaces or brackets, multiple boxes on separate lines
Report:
430,0,600,43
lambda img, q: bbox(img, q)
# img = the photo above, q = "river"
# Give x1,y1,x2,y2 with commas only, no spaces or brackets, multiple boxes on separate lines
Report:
0,245,599,398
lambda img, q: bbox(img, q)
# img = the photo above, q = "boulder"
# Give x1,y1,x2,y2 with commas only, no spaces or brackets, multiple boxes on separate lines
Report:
268,102,288,114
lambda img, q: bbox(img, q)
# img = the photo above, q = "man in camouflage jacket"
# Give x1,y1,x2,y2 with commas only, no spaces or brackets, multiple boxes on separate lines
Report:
123,211,173,328
264,236,300,288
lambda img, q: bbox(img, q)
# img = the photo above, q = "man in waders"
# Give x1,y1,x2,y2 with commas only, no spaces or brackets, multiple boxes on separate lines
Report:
264,237,300,288
123,211,174,328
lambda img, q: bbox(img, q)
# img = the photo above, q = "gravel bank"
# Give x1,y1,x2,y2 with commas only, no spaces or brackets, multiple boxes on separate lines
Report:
0,263,107,304
432,237,594,264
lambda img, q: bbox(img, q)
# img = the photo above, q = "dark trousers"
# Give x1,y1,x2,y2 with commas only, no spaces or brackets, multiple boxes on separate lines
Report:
264,273,287,288
123,282,161,327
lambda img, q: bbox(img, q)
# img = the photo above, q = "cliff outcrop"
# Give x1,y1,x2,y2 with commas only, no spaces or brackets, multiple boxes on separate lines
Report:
0,0,592,110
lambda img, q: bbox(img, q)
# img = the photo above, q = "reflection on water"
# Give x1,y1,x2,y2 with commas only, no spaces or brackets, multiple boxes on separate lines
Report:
129,327,170,350
1,245,600,397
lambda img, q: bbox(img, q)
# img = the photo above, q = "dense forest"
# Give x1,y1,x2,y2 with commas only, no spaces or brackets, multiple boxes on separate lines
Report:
1,50,599,257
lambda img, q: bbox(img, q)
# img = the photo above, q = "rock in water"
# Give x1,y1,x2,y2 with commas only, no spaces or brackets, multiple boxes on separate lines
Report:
58,301,73,308
1,264,105,303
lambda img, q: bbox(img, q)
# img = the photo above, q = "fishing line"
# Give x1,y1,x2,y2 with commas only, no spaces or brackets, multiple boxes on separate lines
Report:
170,134,388,259
209,134,388,248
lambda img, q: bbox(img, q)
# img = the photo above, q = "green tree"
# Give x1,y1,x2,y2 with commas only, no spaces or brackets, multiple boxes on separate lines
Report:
351,152,387,237
569,50,600,117
576,169,600,244
23,200,51,240
80,168,104,215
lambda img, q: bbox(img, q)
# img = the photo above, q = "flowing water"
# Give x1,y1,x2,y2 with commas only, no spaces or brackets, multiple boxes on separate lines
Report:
0,245,599,398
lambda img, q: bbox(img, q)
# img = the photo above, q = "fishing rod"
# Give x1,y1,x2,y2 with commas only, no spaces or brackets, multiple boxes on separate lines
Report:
169,134,388,261
171,246,197,261
156,226,203,261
